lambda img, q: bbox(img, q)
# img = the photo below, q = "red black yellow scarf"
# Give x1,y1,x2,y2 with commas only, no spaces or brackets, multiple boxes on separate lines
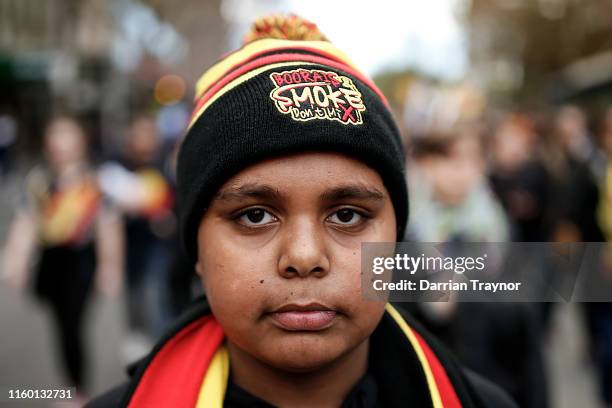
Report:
125,304,463,408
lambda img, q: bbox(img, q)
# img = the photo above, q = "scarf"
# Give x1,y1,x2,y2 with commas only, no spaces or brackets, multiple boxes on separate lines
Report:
126,304,463,408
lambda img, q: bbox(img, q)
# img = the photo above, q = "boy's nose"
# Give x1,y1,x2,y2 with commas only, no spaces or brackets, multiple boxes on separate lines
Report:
277,218,330,279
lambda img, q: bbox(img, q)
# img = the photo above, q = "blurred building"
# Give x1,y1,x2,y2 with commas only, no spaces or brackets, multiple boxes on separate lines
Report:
0,0,226,156
466,0,612,104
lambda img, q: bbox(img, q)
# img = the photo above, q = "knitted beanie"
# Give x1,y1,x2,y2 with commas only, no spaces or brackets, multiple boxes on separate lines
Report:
177,14,408,261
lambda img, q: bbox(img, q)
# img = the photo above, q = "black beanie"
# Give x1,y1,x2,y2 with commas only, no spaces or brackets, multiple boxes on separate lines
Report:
177,15,408,262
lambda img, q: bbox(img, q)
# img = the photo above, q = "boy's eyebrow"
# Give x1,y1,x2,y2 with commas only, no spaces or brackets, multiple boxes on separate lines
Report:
214,183,283,202
319,184,385,202
213,183,385,203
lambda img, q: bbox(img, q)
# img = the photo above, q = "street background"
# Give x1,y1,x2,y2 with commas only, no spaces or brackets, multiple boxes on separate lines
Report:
1,0,612,407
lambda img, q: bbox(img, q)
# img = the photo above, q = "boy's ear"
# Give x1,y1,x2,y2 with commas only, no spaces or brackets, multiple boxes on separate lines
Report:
195,261,204,277
194,261,207,294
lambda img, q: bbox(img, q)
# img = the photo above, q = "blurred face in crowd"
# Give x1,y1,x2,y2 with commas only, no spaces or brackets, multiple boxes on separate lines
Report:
126,117,159,165
424,135,484,207
556,106,587,152
491,117,535,171
600,108,612,156
44,117,88,171
195,152,395,373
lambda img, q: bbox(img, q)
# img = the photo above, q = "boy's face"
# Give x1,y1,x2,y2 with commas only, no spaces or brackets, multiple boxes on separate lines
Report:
196,152,396,372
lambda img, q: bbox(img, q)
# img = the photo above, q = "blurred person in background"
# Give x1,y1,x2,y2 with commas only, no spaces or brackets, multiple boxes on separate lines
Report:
542,106,610,375
406,126,508,243
546,105,604,244
488,112,560,334
405,126,548,408
2,116,124,404
98,115,175,361
591,106,612,407
164,146,202,320
489,113,555,242
0,112,17,179
153,106,200,318
596,107,612,241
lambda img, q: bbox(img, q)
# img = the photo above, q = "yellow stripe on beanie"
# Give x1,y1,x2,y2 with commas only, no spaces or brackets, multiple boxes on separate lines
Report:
194,38,357,100
188,60,318,129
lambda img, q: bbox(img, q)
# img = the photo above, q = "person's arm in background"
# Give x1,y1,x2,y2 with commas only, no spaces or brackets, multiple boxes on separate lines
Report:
2,210,38,290
94,205,124,298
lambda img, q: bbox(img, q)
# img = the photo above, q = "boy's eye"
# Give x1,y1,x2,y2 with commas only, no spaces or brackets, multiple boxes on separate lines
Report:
237,208,277,226
327,209,363,226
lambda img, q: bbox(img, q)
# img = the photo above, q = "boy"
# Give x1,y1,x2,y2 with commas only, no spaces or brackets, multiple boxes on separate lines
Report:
89,14,516,407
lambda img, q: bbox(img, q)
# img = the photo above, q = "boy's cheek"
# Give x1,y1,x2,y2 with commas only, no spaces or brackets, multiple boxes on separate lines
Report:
205,279,260,335
202,264,269,317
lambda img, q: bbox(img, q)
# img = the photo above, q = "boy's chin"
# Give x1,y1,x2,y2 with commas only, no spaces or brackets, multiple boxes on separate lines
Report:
264,353,343,374
257,334,356,373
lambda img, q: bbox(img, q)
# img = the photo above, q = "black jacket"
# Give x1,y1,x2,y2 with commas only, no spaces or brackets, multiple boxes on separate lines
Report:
88,297,517,408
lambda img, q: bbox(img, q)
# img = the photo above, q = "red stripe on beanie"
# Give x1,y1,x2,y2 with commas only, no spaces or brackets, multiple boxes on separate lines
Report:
189,52,390,124
196,45,354,100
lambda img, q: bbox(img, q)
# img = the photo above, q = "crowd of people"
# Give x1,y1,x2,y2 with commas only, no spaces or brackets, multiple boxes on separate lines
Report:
0,102,611,407
1,113,197,404
405,105,612,407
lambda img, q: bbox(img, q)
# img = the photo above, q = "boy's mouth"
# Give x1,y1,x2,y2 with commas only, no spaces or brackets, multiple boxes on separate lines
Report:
268,303,337,331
